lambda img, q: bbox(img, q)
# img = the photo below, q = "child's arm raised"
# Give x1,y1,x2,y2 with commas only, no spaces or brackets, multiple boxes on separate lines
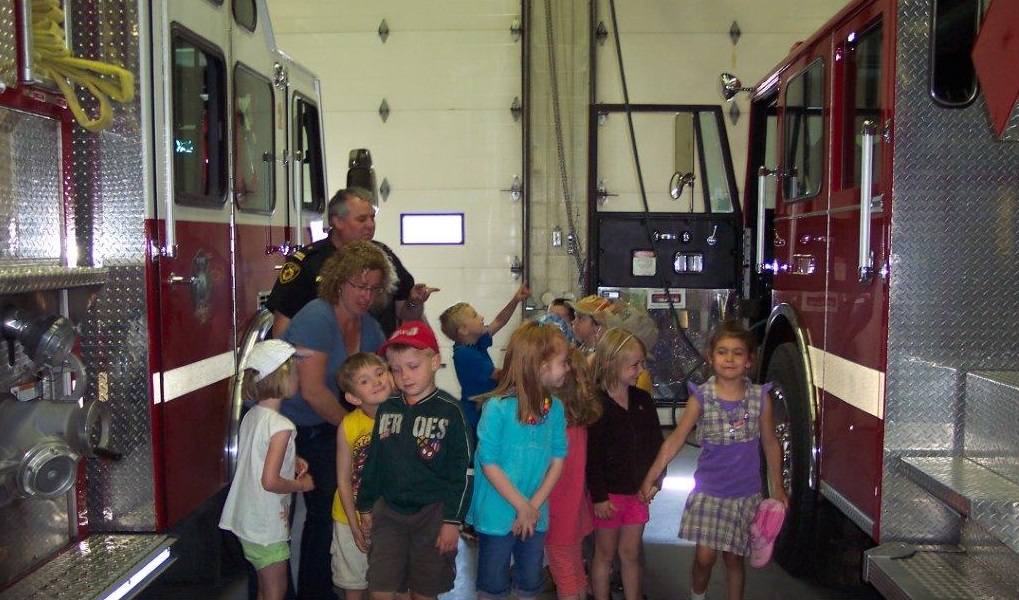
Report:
759,390,789,507
486,282,531,338
262,430,314,494
336,426,370,552
639,394,701,502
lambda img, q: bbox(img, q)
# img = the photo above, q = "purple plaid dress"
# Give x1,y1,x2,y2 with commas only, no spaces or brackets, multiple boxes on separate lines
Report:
678,377,772,554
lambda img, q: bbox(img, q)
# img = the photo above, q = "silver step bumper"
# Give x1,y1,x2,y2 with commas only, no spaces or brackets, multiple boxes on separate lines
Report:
865,543,1015,599
3,534,175,600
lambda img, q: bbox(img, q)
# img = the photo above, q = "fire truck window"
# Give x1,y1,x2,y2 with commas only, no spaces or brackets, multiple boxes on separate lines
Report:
782,60,824,201
234,65,275,213
696,111,736,213
171,35,227,206
930,0,980,107
842,23,883,188
233,0,256,32
294,95,326,213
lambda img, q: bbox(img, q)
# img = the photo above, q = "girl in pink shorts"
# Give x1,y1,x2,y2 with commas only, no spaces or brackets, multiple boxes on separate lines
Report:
585,328,664,600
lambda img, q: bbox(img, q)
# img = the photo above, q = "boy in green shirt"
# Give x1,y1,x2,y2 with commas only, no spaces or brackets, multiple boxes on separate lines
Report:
356,321,474,600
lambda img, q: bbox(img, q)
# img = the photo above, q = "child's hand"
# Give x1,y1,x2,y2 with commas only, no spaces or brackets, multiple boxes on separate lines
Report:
772,488,789,509
593,499,616,520
296,472,314,492
358,512,373,538
514,282,531,303
511,503,539,538
638,483,659,503
435,523,459,554
350,522,370,553
294,457,309,478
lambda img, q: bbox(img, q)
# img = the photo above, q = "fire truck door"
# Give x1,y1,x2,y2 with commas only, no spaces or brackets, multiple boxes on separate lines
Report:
819,6,890,528
153,5,235,528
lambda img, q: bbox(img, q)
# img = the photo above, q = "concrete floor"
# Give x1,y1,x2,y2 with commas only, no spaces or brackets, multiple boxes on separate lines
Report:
142,442,881,600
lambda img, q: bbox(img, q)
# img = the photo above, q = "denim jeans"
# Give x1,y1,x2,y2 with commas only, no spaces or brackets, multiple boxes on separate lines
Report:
295,423,338,600
476,530,547,598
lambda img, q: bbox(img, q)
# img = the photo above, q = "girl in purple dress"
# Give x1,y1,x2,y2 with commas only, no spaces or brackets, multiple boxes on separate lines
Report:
639,321,788,600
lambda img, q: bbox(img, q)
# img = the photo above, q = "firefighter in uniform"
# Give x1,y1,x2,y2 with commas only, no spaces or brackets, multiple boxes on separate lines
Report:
265,186,438,339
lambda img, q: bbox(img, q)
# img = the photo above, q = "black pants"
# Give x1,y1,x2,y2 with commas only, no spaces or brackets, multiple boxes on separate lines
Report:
294,422,338,600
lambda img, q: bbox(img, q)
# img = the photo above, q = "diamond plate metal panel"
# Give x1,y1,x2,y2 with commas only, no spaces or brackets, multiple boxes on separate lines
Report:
0,0,14,90
83,266,156,532
0,109,63,263
2,534,172,600
61,0,155,536
882,0,1019,545
966,372,1019,484
0,266,107,295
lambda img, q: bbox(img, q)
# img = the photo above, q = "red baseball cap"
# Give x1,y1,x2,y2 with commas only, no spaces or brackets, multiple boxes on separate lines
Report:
377,320,440,356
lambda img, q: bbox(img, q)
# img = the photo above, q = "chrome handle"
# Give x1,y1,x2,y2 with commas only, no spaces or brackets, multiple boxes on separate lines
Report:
858,122,876,284
167,273,194,285
756,166,776,273
158,0,177,258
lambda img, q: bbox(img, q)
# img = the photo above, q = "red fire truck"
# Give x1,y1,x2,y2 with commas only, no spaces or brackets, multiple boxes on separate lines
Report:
0,0,325,596
735,0,1019,595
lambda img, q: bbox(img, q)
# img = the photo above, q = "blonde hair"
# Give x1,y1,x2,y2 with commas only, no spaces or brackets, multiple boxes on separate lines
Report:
438,302,472,342
554,346,601,427
318,241,396,309
593,327,647,391
485,321,568,424
336,352,388,396
241,356,297,402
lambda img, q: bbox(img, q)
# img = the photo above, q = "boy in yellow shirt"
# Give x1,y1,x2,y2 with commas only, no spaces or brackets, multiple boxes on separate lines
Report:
330,353,394,600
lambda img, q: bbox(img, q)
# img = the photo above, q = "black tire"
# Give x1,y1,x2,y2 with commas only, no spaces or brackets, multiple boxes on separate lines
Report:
765,342,818,577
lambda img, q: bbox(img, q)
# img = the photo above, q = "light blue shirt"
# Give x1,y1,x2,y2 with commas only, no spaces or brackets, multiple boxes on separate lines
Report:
467,395,567,535
280,298,385,426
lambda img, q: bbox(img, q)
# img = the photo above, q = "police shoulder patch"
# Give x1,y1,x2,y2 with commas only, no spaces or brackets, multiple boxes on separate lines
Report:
279,262,301,284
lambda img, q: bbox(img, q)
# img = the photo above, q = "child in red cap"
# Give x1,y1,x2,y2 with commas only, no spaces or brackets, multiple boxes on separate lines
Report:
355,321,474,600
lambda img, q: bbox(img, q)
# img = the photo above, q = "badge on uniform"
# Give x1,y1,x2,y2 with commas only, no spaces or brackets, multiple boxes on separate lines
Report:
278,262,300,283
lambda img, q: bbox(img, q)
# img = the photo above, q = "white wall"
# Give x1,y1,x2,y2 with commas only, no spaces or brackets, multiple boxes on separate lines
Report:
267,0,850,305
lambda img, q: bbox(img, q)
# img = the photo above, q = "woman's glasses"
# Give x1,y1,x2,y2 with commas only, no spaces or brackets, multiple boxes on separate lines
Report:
346,280,384,295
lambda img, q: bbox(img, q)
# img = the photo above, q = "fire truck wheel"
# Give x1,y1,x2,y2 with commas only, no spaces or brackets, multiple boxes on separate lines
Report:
765,342,818,578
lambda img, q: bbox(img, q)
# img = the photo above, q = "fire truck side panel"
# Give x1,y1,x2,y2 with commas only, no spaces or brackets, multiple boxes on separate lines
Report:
879,0,1019,544
753,0,1019,588
150,217,234,528
819,396,883,528
820,0,892,524
1,0,324,593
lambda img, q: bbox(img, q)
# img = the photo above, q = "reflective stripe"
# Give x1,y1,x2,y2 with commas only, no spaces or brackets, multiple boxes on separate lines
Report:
152,351,235,404
808,345,885,420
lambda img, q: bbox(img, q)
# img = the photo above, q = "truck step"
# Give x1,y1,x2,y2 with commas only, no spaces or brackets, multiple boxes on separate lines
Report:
865,542,1016,599
3,534,174,600
900,455,1019,555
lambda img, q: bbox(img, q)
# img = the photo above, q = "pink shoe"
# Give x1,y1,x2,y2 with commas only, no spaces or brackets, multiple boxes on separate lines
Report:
749,499,786,568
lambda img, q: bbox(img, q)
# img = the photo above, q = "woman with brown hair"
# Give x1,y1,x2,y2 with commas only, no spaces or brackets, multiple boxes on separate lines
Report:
279,240,397,599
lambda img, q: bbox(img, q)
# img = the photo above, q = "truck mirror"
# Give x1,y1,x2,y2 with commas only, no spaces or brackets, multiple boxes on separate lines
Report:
719,72,755,101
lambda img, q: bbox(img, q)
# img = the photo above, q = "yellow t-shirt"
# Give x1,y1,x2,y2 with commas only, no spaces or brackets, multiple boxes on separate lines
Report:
331,409,375,524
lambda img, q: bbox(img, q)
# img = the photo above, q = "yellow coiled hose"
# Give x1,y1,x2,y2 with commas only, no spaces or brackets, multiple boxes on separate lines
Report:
31,0,134,132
